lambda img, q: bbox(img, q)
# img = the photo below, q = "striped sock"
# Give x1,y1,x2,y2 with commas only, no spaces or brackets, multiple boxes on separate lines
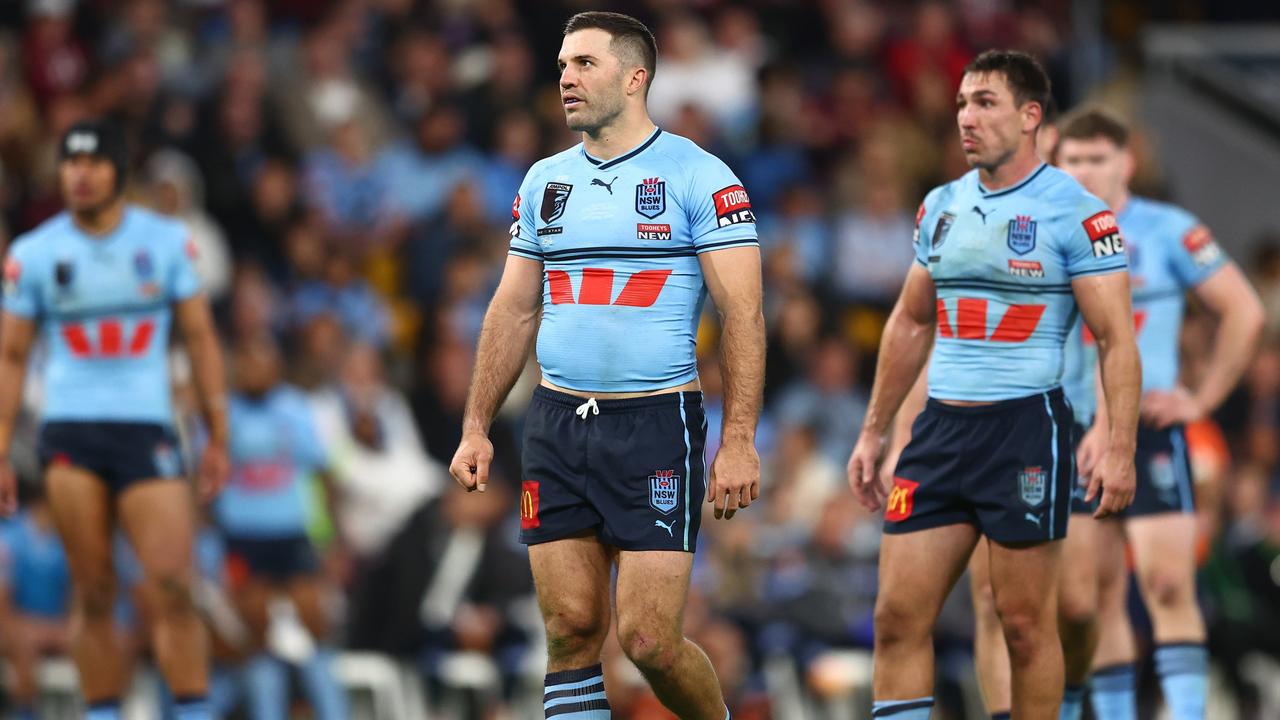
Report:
544,664,610,718
991,713,1011,720
1154,643,1208,720
173,694,211,720
1060,684,1085,720
85,700,122,720
872,696,933,718
1090,663,1137,720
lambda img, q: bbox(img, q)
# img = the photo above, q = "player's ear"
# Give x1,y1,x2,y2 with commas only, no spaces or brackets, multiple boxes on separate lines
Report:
1024,100,1043,135
1121,147,1136,184
627,66,648,97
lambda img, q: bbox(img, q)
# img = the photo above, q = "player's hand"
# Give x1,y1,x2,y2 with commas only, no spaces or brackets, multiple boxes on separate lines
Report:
707,440,760,520
1141,387,1203,430
0,458,17,516
847,431,890,512
450,431,493,493
1075,421,1108,481
197,443,230,503
1086,445,1136,518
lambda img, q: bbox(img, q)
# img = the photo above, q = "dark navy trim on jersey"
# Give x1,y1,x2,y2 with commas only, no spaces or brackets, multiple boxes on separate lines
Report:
541,244,691,259
695,238,759,253
582,128,663,171
509,248,544,261
1067,263,1128,278
47,299,169,322
977,163,1048,198
1132,288,1188,303
872,698,935,717
933,278,1073,294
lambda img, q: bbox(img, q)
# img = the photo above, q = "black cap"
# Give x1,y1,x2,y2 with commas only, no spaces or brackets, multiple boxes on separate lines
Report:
59,119,128,191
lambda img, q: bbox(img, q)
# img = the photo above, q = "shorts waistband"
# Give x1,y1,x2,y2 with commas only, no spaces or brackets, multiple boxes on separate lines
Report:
532,386,703,413
926,387,1064,415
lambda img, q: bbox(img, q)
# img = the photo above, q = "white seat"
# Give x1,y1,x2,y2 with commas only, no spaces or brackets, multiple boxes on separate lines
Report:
333,652,411,720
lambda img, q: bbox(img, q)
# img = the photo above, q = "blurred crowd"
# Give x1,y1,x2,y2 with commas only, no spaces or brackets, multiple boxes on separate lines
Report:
1,0,1280,718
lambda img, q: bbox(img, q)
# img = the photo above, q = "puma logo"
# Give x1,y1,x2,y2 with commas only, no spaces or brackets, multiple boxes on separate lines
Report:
1025,512,1043,530
591,176,619,194
973,206,992,224
654,519,676,537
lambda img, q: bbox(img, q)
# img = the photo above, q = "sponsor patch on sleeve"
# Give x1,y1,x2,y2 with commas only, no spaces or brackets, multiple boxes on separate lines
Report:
511,192,521,221
1082,210,1125,258
712,184,755,228
3,257,20,296
1181,225,1222,268
913,201,926,246
184,237,200,260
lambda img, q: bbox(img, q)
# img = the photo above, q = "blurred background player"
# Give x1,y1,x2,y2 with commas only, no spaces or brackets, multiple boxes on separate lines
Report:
0,482,71,720
968,108,1265,720
847,50,1141,719
216,333,347,720
0,119,229,720
450,11,764,720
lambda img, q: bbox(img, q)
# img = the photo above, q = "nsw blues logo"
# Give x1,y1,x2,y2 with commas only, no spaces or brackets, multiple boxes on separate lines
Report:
153,442,182,479
1018,466,1046,507
540,182,573,224
1007,215,1037,255
636,177,666,219
649,470,680,514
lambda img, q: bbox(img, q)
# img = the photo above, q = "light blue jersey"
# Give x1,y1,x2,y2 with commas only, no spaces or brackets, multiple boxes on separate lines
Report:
1061,197,1227,422
508,128,759,392
0,513,70,618
2,207,201,424
215,386,327,538
915,164,1127,402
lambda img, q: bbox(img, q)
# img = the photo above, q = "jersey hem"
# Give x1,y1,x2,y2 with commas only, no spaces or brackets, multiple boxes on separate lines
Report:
540,372,699,394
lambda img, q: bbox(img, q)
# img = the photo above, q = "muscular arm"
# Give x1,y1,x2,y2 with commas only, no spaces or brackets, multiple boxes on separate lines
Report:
1073,272,1141,514
461,255,543,435
863,265,937,436
699,246,765,448
1187,263,1264,415
175,296,228,446
0,313,36,456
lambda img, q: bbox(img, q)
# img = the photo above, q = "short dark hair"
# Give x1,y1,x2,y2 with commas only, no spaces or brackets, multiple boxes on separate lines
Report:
1058,108,1130,148
964,49,1052,115
564,11,657,84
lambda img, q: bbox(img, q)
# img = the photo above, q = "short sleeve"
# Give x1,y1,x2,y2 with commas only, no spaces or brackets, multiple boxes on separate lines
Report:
684,156,759,253
508,166,543,262
2,245,41,318
0,525,14,587
913,187,947,268
1167,219,1227,289
1064,200,1128,278
168,233,202,301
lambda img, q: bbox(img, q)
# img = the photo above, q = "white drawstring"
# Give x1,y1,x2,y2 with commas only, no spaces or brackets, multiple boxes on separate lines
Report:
575,397,599,420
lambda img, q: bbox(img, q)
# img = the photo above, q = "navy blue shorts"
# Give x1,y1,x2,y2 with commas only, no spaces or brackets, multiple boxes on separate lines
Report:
1071,423,1195,517
885,388,1075,544
519,387,706,552
225,535,319,583
39,421,185,494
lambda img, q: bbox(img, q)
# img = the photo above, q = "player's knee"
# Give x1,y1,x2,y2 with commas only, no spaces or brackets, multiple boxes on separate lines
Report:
873,596,928,648
544,608,607,662
617,624,681,675
148,571,196,616
996,602,1051,662
1058,587,1098,630
74,574,117,620
1141,568,1190,611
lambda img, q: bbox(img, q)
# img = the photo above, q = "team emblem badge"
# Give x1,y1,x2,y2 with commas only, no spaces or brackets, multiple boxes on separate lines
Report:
1007,215,1037,255
134,251,153,278
649,470,680,514
1018,466,1046,507
540,182,573,224
636,177,666,219
54,260,74,289
932,212,956,249
1149,453,1175,490
153,442,181,478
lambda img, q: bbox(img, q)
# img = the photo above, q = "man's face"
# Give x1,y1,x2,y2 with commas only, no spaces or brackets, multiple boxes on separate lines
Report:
558,28,629,133
956,71,1036,171
1056,136,1130,203
59,155,118,212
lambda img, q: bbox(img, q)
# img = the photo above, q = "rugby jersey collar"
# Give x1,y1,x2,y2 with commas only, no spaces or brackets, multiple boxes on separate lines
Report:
976,162,1048,198
582,127,663,171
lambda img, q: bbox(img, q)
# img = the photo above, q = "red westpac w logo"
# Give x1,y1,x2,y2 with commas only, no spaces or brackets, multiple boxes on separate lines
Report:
547,268,672,307
935,298,1045,343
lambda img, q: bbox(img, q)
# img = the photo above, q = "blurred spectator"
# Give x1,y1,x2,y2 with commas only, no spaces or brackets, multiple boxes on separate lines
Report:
376,102,483,226
21,0,88,110
648,14,759,136
461,31,535,151
145,149,233,300
883,2,972,112
302,110,403,247
289,247,391,347
774,335,868,466
0,35,42,183
830,168,914,306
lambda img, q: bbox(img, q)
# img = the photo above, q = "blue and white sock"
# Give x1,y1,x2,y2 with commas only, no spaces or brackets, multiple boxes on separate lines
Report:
245,653,288,720
85,700,122,720
1154,643,1208,720
1090,663,1137,720
872,696,934,718
173,694,211,720
544,664,610,718
299,648,349,720
1060,684,1085,720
